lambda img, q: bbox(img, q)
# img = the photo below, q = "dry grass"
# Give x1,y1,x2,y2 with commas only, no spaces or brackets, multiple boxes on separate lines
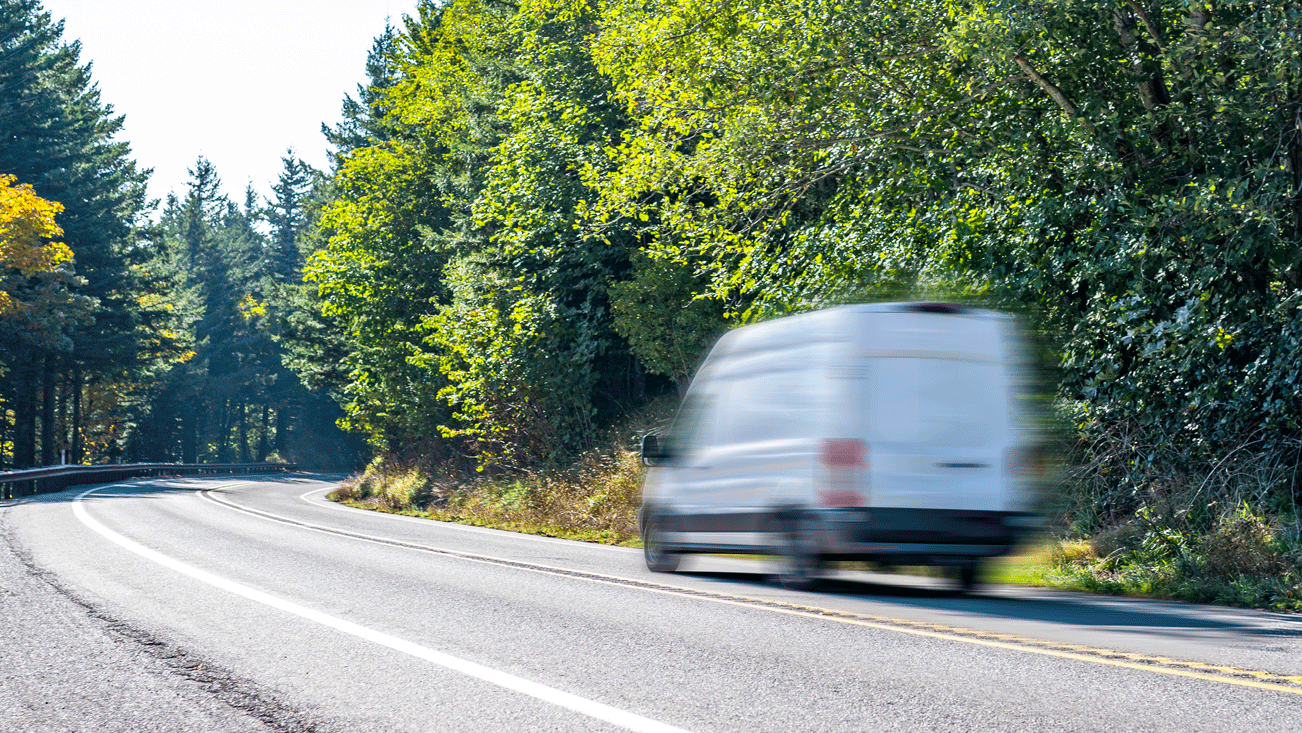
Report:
328,450,644,545
327,396,677,546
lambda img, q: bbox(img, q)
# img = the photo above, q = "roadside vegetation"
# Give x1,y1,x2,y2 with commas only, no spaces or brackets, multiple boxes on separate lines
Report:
326,397,676,545
301,1,1302,610
332,435,1302,611
7,1,1301,609
1034,431,1302,611
328,448,643,545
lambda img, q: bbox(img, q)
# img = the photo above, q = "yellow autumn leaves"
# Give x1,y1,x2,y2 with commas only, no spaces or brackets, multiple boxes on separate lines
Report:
0,174,74,315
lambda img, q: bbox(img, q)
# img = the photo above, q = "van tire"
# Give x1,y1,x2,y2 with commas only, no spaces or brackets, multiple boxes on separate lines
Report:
952,561,980,593
775,511,821,591
643,509,681,573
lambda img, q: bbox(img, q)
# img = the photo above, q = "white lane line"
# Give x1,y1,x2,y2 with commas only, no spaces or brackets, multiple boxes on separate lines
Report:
72,486,693,733
86,481,252,498
295,487,639,550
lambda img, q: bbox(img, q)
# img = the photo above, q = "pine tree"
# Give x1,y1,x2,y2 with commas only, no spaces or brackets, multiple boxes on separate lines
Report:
263,151,318,283
0,0,163,466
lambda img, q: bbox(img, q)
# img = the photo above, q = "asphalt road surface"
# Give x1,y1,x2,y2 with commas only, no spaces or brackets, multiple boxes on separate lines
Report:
4,474,1301,732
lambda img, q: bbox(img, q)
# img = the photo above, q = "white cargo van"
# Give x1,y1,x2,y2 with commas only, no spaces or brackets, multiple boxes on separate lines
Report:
638,303,1040,590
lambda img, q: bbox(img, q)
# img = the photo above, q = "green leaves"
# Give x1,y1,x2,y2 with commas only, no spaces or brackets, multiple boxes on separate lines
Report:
307,0,1302,484
307,0,647,466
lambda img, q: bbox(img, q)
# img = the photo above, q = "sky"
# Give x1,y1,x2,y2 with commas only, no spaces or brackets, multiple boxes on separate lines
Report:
41,0,420,211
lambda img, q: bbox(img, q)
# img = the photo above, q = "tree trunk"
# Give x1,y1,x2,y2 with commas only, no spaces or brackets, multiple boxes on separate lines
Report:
257,403,270,461
632,355,645,401
40,356,55,466
12,357,37,469
238,401,249,463
56,366,68,461
217,400,232,463
182,407,197,464
675,374,691,400
71,366,83,464
0,384,9,469
274,403,287,455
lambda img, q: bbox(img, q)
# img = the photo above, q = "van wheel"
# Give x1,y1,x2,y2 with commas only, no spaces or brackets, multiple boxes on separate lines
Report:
951,561,980,593
776,512,821,591
643,510,680,573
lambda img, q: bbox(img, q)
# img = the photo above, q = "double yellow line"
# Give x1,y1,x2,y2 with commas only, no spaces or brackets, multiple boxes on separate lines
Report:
714,598,1302,695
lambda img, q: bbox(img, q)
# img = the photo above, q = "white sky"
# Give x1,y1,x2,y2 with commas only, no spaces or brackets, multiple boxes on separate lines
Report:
41,0,419,212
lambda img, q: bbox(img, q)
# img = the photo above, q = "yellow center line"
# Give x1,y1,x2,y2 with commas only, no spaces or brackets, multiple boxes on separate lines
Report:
200,488,1302,696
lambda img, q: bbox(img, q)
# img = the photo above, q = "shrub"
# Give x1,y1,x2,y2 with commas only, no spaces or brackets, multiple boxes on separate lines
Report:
1043,425,1302,609
327,394,676,545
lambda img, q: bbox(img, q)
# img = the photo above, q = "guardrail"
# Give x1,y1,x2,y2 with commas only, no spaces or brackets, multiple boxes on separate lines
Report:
0,462,299,500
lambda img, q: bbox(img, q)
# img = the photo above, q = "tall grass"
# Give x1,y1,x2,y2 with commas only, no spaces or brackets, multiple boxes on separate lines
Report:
327,396,677,545
329,448,645,544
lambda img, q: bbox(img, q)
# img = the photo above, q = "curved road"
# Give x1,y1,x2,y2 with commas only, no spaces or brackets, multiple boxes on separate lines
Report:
4,474,1301,732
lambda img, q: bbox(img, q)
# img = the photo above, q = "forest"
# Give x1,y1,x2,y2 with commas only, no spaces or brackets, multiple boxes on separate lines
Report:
2,0,1301,603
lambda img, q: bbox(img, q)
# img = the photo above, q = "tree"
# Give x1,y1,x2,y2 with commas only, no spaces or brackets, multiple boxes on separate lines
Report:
306,0,506,453
263,151,320,283
305,0,670,467
588,0,1302,482
0,0,160,466
0,174,73,314
609,251,724,396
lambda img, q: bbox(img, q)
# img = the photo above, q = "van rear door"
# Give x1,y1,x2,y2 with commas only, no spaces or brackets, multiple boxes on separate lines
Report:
858,309,1020,513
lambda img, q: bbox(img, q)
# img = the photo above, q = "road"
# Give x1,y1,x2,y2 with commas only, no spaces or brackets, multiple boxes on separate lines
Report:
3,473,1301,732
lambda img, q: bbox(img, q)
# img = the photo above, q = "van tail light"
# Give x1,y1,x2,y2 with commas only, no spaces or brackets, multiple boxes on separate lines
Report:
821,439,865,468
818,439,866,507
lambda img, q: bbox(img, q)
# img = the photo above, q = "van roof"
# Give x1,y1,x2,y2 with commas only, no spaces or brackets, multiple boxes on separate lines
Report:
707,303,1008,361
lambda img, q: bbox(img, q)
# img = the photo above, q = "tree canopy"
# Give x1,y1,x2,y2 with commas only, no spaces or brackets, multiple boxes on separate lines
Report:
297,0,1302,479
0,174,73,314
9,0,1302,496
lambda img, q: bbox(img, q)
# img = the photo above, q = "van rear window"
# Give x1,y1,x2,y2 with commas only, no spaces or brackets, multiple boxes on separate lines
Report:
870,358,1005,447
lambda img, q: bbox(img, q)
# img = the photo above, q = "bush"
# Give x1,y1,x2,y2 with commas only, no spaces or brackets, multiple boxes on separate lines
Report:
1043,425,1302,609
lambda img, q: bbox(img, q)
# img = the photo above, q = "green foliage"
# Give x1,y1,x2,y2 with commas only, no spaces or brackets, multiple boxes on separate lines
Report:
591,0,1302,464
308,0,654,466
424,261,603,468
127,154,362,468
0,0,170,467
306,132,453,447
1043,505,1302,611
305,0,1302,606
609,251,725,388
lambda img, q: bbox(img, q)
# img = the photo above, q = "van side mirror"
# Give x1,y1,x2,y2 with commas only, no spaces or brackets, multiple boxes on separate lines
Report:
640,433,671,466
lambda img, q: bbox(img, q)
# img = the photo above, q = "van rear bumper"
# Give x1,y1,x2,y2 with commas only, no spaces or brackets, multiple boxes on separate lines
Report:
823,507,1030,559
643,505,1035,561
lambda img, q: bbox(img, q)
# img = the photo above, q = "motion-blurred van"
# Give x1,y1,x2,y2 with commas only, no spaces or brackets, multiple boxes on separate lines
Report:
638,303,1041,590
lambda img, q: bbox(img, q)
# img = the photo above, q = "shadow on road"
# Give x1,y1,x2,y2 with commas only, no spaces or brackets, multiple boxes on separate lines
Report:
676,568,1302,636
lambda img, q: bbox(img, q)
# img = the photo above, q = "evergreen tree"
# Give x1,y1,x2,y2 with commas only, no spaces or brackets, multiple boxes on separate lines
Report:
322,21,402,167
0,0,164,466
263,151,319,283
